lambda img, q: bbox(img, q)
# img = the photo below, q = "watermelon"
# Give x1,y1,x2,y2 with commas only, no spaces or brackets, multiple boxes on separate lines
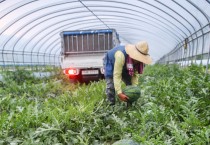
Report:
122,86,141,103
112,139,140,145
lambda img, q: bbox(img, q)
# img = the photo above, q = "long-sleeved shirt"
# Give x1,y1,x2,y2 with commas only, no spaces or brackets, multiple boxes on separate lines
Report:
113,51,139,94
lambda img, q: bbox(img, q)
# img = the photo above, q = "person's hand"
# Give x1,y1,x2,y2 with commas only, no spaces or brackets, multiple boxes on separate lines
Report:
118,93,129,102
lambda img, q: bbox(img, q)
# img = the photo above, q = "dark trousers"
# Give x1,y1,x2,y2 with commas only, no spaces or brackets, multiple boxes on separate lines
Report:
105,71,131,105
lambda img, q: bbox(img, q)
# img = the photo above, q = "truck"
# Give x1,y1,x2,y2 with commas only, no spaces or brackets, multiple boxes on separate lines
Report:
60,29,120,83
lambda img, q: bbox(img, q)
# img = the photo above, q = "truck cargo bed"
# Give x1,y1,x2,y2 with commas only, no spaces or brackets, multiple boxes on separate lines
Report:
61,53,104,69
60,29,120,83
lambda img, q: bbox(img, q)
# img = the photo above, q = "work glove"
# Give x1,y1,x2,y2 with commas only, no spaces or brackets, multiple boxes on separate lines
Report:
118,93,129,102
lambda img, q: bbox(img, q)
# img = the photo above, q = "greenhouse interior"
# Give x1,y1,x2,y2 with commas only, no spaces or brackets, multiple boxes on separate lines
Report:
0,0,209,144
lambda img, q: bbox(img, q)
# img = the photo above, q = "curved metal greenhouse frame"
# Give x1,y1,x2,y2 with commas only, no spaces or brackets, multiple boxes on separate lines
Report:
0,0,210,73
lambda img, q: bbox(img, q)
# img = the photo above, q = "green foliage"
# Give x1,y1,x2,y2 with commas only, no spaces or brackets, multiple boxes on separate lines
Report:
0,64,209,144
2,68,37,85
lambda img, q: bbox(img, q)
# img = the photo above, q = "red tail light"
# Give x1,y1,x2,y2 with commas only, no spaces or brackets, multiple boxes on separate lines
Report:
65,68,77,75
68,69,77,75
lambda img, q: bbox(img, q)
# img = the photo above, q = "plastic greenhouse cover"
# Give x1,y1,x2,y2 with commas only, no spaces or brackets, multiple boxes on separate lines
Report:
0,0,209,63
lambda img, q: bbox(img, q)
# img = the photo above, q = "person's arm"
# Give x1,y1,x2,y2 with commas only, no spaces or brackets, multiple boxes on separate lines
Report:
113,51,129,102
113,51,125,95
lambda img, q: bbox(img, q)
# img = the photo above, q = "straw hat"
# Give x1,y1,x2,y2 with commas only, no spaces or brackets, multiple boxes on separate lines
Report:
125,41,152,64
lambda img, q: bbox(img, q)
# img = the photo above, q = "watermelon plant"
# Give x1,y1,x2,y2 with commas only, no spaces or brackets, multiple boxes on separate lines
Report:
0,64,209,144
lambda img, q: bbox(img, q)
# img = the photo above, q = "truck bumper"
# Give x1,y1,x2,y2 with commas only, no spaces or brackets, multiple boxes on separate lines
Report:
68,74,104,83
82,74,104,82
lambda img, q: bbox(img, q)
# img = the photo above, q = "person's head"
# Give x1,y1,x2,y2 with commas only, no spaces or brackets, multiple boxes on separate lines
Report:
125,41,152,64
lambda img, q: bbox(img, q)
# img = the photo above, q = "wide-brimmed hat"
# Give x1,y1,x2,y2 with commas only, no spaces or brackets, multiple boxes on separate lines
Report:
125,41,152,64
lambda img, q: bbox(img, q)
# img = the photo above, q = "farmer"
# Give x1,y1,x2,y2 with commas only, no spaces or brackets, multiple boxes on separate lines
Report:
103,41,152,105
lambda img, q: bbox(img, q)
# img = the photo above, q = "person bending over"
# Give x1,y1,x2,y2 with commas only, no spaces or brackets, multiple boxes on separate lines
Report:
103,41,152,105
